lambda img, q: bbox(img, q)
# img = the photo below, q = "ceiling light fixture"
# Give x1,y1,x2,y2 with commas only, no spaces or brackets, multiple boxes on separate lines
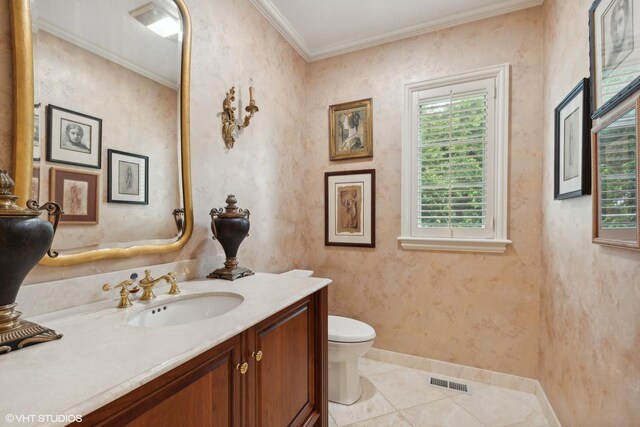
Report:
129,2,181,40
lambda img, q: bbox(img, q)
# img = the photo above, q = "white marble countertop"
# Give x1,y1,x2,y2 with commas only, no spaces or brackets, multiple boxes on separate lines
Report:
0,273,330,426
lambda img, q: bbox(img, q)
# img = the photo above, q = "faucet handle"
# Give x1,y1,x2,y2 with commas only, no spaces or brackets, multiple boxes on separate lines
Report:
166,271,180,295
103,279,135,309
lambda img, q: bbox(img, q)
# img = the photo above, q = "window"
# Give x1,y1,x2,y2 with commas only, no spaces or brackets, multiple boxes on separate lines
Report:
399,65,511,253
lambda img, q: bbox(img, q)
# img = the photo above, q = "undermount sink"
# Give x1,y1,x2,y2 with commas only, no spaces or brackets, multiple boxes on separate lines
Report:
126,292,244,328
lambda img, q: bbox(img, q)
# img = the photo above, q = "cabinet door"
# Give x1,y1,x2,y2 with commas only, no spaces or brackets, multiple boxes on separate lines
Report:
251,293,325,427
82,335,243,427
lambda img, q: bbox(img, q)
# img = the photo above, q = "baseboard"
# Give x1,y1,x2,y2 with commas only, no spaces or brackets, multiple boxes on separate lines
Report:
364,348,561,426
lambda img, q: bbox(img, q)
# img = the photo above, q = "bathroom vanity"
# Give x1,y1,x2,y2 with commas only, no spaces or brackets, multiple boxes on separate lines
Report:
0,272,330,427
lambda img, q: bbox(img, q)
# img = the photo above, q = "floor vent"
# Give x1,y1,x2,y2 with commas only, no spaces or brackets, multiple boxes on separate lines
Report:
428,376,471,394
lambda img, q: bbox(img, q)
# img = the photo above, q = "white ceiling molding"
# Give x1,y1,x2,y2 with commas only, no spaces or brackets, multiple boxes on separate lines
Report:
38,20,178,90
249,0,313,61
250,0,544,62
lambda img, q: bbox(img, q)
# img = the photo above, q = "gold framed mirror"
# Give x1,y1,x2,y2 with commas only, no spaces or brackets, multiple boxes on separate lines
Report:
10,0,193,266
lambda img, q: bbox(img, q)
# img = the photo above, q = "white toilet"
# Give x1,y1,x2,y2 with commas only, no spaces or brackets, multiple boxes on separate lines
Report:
279,270,376,405
328,315,376,405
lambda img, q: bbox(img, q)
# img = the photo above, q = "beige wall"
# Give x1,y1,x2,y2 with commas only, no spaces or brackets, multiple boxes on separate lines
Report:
35,31,179,250
0,0,308,283
2,0,639,422
305,9,545,378
540,0,640,425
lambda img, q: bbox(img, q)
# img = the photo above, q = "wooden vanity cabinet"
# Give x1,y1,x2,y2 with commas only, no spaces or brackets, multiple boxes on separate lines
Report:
79,287,327,427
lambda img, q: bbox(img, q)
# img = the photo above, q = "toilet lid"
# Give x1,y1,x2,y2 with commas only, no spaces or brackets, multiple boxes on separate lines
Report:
328,315,376,343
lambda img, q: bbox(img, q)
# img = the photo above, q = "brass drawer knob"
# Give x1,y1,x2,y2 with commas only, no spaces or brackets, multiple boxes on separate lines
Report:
236,362,249,374
255,350,263,362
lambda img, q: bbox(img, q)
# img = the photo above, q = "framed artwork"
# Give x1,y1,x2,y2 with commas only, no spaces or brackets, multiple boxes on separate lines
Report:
592,95,640,250
30,166,40,203
324,169,375,247
46,104,102,168
329,98,373,160
33,105,41,161
107,149,149,204
554,78,592,199
589,0,640,118
50,167,100,225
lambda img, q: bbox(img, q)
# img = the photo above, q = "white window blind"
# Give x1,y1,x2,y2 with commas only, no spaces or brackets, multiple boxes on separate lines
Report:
399,64,510,253
412,78,495,239
597,108,637,239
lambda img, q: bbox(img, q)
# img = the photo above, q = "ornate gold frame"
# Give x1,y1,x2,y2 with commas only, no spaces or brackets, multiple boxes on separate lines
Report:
328,98,373,161
9,0,193,266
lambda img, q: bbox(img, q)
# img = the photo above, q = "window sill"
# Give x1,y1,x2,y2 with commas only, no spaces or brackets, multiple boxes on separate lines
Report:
397,236,512,253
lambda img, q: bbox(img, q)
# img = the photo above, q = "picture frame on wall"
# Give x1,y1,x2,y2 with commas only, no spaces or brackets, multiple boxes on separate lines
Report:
329,98,373,161
325,169,375,248
589,0,640,118
592,95,640,250
554,78,592,199
31,166,40,203
33,105,42,161
46,104,102,169
50,167,100,225
107,149,149,205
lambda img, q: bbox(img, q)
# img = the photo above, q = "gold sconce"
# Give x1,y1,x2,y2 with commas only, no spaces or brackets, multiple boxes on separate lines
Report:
221,85,259,148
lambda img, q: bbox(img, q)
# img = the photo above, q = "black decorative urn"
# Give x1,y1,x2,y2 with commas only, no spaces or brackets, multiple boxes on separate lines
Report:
207,195,254,281
0,170,63,354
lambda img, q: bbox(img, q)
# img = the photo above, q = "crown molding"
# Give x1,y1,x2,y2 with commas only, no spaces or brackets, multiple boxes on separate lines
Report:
251,0,543,62
37,20,179,89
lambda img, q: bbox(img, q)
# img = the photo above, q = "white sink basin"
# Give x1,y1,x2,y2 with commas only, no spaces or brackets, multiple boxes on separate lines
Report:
126,292,244,328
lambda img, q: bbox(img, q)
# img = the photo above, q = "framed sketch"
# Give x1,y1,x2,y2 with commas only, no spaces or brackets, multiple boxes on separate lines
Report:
329,98,373,160
46,105,102,168
589,0,640,118
50,167,100,225
107,149,149,204
325,169,375,247
33,105,42,161
592,95,640,250
554,78,592,199
30,166,40,203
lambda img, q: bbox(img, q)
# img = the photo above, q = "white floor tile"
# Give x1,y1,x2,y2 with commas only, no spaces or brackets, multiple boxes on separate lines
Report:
343,412,412,427
452,386,549,427
400,398,486,427
367,367,449,410
359,358,403,376
329,377,397,426
329,413,339,427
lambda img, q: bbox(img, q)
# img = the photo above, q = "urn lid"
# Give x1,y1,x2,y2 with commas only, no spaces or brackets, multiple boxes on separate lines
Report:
0,170,41,217
215,194,250,219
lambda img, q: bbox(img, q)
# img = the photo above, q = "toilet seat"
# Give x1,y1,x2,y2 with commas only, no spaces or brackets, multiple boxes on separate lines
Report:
328,315,376,343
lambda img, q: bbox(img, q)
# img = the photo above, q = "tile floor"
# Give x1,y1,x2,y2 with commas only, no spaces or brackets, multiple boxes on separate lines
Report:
328,358,550,427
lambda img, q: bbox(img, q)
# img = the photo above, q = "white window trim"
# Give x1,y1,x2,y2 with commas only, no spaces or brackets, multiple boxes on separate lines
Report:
398,64,512,253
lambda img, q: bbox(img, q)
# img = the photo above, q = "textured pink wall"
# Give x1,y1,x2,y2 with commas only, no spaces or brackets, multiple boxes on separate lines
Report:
305,9,545,378
35,31,179,249
0,0,308,283
540,0,640,425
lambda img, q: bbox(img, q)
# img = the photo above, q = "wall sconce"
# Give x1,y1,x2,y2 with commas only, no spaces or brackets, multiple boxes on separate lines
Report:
221,85,259,149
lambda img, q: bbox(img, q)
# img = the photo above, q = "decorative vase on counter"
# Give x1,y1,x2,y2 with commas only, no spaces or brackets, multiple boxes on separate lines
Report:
207,195,254,281
0,170,63,354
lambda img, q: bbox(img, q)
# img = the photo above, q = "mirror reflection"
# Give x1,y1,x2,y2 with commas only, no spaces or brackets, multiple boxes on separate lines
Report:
30,0,185,255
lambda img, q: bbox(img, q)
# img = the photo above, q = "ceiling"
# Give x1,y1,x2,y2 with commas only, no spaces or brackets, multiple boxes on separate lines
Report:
33,0,182,88
250,0,543,61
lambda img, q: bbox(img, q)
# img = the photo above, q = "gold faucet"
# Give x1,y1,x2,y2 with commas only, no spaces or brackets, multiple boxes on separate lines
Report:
102,276,138,309
139,269,179,301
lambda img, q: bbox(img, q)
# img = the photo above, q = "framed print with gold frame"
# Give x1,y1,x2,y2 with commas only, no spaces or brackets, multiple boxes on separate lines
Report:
50,167,100,225
325,169,375,247
329,98,373,160
592,95,640,250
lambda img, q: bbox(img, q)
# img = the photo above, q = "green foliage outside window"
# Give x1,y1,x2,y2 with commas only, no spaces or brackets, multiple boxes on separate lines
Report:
418,93,488,229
